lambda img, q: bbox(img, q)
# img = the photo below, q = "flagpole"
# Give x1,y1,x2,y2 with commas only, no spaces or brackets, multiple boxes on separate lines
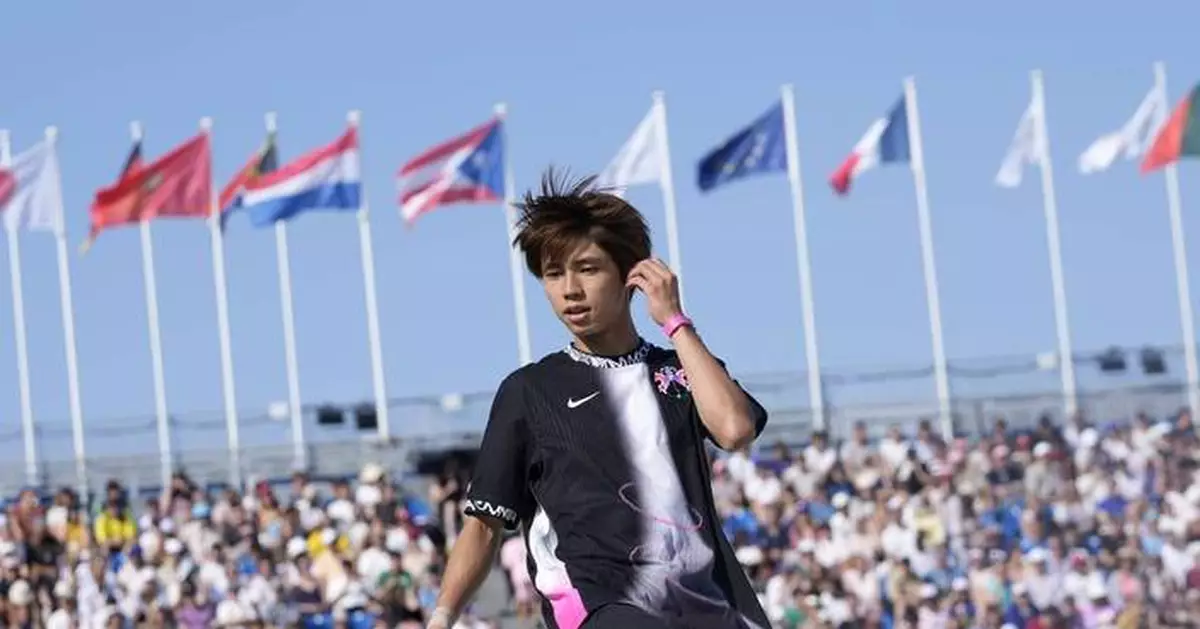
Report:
200,117,242,489
266,112,307,470
1154,61,1200,415
779,85,826,428
46,126,88,498
495,102,533,366
1031,69,1079,418
348,110,391,442
902,77,954,439
131,121,174,489
651,91,686,307
1,130,39,487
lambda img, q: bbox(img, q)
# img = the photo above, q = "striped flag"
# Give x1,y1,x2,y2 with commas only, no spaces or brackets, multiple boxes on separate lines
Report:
396,118,504,224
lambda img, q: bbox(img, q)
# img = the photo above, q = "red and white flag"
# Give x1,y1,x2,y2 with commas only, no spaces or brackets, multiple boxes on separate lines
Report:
0,139,64,233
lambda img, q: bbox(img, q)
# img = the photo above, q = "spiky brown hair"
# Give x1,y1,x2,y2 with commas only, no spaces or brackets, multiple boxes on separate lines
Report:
512,167,651,279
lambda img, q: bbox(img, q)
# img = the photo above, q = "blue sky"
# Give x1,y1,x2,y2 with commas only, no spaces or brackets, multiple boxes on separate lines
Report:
1,1,1197,460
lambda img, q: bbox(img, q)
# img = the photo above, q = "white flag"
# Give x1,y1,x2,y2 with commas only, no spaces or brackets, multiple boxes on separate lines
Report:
995,99,1043,188
1,139,64,234
596,105,661,195
1078,87,1167,174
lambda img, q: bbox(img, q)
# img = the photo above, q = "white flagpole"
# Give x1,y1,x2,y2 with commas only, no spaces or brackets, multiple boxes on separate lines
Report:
494,102,533,366
779,85,826,428
131,121,174,489
266,112,307,470
651,91,686,308
1,130,39,486
348,110,391,442
200,117,242,489
903,77,954,439
1155,61,1200,414
46,126,87,497
1031,70,1079,417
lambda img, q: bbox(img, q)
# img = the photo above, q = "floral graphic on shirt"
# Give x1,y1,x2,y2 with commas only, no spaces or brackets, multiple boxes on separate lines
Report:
654,365,690,398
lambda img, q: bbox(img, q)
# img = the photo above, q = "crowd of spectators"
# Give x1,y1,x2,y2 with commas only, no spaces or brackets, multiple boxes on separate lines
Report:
717,411,1200,628
1,407,1198,628
0,462,508,628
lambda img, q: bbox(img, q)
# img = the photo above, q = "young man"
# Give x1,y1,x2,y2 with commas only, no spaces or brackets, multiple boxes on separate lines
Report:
428,172,770,629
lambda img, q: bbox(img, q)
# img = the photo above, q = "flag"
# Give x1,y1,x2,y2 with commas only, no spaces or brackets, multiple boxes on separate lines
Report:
87,133,212,246
696,102,786,192
995,98,1042,188
829,97,909,195
218,131,279,228
596,106,660,195
1143,84,1200,173
1079,87,1166,174
396,118,504,224
0,139,64,234
235,128,360,227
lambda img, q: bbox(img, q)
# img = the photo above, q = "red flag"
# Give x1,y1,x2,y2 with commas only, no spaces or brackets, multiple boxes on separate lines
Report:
86,133,212,247
0,170,15,207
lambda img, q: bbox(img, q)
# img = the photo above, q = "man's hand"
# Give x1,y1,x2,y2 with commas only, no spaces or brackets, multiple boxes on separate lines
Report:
626,258,683,326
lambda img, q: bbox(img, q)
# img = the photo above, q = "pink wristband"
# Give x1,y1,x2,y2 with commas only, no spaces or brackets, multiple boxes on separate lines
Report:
662,313,693,339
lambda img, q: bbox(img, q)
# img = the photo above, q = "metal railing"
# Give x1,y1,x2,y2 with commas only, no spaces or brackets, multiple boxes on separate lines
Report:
1,376,1187,498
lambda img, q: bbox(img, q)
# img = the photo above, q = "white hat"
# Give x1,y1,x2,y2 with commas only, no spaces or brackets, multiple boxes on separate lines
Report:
53,579,74,599
832,493,850,509
1033,443,1052,457
8,580,31,605
359,463,384,484
286,537,307,559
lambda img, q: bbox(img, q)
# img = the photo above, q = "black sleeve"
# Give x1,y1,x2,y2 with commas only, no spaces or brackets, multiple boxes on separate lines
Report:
698,357,769,450
463,371,534,530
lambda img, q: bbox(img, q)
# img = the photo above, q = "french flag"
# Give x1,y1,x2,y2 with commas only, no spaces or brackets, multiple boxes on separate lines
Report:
829,97,911,195
237,128,361,227
397,118,505,224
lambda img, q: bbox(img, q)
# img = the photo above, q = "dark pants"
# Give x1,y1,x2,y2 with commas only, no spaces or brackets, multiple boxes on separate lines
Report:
582,604,670,629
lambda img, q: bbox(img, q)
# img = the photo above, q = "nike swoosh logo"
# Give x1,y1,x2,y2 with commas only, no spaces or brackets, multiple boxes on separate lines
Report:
567,391,600,409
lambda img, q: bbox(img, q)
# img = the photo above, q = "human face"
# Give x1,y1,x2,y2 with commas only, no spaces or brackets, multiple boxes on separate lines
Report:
541,239,629,342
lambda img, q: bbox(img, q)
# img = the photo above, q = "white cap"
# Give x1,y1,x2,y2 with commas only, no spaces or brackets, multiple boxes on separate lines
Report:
53,579,74,599
360,463,384,484
8,580,31,605
1033,442,1052,457
286,537,307,559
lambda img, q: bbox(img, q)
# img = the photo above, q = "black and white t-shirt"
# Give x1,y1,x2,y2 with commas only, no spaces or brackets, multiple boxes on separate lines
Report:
464,340,769,629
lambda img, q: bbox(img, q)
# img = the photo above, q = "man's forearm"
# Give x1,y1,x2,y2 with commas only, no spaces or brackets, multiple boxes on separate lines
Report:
672,326,757,450
433,516,503,621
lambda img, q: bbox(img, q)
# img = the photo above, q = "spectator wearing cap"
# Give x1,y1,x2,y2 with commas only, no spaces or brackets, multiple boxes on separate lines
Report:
44,579,76,629
5,578,34,628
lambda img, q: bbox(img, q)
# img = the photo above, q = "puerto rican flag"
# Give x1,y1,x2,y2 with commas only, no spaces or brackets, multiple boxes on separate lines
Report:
829,96,910,195
397,118,504,224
